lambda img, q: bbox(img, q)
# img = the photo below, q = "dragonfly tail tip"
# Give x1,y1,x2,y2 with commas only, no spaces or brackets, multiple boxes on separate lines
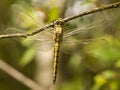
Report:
53,79,56,84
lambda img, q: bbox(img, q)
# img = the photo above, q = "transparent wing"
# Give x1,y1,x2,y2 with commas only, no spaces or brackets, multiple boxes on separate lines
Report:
5,27,26,34
5,27,55,51
63,19,103,38
28,29,55,51
61,36,107,54
11,4,45,28
6,4,54,51
61,10,113,54
4,27,27,41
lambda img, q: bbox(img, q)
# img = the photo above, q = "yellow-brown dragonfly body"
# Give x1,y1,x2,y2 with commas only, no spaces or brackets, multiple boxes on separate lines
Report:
53,18,64,84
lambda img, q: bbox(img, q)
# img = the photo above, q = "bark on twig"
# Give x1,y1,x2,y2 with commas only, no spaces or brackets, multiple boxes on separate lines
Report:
64,2,120,22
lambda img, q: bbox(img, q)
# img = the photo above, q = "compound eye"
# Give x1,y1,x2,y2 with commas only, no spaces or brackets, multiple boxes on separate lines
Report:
53,18,64,26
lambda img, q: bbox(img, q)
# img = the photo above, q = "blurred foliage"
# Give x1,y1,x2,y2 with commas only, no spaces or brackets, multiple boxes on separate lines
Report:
48,7,60,22
0,0,120,90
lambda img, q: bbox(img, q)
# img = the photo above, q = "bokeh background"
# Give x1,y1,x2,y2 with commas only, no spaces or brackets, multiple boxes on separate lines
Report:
0,0,120,90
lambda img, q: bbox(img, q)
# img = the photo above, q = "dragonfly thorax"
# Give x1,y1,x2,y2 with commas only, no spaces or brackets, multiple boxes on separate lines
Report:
54,25,63,42
55,25,63,34
53,18,64,42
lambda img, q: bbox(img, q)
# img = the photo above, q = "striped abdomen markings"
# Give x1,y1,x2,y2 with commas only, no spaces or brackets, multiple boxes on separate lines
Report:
53,18,64,84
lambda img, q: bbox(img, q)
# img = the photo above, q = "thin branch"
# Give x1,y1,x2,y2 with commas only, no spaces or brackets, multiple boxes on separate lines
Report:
0,24,53,39
64,2,120,22
0,33,28,38
0,2,120,39
0,60,44,90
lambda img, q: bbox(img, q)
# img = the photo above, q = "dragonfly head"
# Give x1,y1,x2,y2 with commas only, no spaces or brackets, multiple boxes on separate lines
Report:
53,18,64,27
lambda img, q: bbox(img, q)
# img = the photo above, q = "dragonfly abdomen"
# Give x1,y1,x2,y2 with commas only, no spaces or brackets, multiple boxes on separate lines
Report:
53,42,61,84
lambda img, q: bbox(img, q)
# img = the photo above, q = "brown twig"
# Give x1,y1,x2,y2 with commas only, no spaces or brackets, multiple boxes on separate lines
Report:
0,2,120,39
0,24,53,39
0,33,28,38
0,60,44,90
64,2,120,22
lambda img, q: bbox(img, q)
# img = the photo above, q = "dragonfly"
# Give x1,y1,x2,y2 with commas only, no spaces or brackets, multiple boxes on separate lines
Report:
52,18,64,84
7,4,110,84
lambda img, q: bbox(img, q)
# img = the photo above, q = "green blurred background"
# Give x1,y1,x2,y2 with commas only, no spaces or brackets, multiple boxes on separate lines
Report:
0,0,120,90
